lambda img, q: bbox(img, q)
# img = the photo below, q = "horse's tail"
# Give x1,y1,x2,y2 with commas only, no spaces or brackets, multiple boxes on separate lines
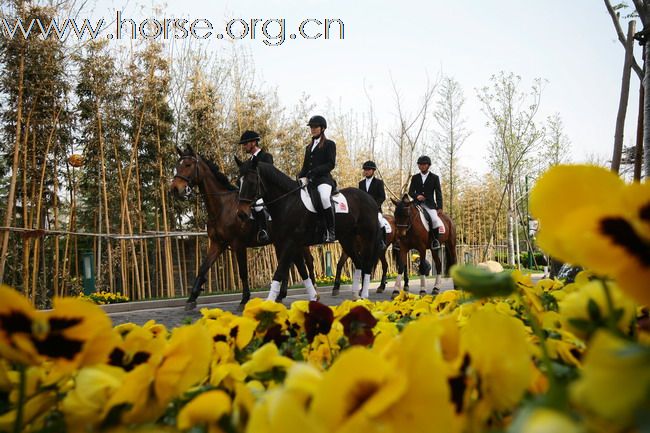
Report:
443,214,457,277
372,222,383,273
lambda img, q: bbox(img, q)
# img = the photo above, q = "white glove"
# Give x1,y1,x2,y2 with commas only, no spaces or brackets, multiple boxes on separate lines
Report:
299,177,308,187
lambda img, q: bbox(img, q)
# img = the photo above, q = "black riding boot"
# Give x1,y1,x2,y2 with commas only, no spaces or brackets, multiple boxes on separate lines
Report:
323,206,336,243
254,210,270,243
379,227,387,250
430,227,441,250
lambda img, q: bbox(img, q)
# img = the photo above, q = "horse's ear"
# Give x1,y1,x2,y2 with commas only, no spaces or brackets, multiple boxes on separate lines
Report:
176,146,183,157
401,193,410,202
235,155,243,167
187,143,195,155
391,198,400,207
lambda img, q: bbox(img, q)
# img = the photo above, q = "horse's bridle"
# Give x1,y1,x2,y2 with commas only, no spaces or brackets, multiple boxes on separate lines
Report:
173,155,199,187
395,202,413,233
238,167,264,204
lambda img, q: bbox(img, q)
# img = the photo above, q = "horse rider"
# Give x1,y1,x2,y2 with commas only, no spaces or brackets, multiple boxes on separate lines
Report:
408,155,444,249
239,130,273,243
298,115,337,243
359,160,390,249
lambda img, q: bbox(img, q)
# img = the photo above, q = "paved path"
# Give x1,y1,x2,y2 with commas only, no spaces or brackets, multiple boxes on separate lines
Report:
106,277,456,328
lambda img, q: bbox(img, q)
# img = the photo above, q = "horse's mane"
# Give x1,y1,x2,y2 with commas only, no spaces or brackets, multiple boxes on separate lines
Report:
201,156,237,191
257,161,298,192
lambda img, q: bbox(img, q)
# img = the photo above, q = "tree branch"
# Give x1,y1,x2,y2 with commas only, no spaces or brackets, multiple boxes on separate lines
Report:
604,0,644,80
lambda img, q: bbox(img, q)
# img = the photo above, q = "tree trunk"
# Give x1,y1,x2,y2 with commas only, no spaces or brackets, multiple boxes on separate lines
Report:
643,39,650,177
0,48,24,284
612,20,636,173
636,75,646,181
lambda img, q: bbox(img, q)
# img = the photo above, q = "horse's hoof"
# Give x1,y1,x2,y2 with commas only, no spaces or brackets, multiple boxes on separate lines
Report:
432,287,440,295
390,290,400,300
331,287,339,296
376,284,385,294
185,301,197,311
419,290,427,296
237,302,247,311
403,286,409,292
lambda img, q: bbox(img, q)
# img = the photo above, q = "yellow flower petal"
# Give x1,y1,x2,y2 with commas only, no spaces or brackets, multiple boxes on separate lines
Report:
177,389,231,430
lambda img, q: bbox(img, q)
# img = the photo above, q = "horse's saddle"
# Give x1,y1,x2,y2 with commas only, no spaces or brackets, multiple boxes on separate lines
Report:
300,187,349,214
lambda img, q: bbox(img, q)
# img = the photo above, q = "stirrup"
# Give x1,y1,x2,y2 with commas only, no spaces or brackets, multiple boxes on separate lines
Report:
257,230,270,243
431,237,441,250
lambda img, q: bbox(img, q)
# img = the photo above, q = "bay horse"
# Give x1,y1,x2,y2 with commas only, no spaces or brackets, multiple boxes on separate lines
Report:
391,194,457,296
170,145,315,310
236,158,382,300
331,215,410,295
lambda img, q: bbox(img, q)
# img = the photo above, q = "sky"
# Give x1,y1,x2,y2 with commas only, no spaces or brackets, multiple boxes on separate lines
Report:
87,0,642,174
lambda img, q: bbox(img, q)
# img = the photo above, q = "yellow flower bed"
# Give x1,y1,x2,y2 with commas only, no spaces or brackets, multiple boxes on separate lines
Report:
0,165,647,433
78,291,130,305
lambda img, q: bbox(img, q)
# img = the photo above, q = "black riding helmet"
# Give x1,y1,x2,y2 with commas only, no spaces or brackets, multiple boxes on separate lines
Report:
238,130,261,144
362,160,377,170
417,155,432,165
307,115,327,129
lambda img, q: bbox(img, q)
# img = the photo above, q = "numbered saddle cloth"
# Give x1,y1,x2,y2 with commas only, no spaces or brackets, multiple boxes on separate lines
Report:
300,188,349,214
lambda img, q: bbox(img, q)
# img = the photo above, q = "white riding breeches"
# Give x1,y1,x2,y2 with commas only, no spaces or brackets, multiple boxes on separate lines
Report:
378,213,392,233
423,206,444,229
317,184,332,209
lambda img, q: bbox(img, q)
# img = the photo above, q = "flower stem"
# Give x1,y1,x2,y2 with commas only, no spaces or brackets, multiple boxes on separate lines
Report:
600,279,618,331
517,293,560,400
13,364,26,433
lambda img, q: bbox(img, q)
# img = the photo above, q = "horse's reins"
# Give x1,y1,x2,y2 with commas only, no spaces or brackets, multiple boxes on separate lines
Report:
239,166,307,207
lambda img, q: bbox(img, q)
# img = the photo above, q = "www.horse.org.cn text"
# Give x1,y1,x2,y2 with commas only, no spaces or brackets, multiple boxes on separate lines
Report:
0,11,345,46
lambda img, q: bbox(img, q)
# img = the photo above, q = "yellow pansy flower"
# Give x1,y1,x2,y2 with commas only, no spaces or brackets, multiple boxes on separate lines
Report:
559,280,636,339
241,342,293,377
461,306,534,413
310,346,407,433
379,316,462,433
177,389,231,433
154,323,213,404
61,365,126,431
530,165,650,305
570,330,650,425
243,298,289,333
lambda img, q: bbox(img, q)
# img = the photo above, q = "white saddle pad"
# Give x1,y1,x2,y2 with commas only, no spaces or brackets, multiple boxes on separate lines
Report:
417,207,445,234
300,188,350,214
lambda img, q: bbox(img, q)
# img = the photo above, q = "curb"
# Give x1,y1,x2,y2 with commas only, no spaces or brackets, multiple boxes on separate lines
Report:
100,285,334,314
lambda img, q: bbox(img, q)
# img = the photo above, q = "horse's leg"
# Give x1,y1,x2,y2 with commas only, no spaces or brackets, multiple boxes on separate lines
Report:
235,248,251,310
418,247,431,296
391,243,408,299
332,251,348,296
292,249,318,301
304,246,316,284
186,241,224,310
430,246,442,295
376,249,388,294
267,241,297,302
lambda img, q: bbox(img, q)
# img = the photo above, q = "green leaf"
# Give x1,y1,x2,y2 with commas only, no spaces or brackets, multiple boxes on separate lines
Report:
587,299,602,322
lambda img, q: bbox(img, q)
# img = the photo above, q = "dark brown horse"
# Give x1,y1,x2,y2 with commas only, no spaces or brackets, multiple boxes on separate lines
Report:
391,194,457,295
169,146,315,310
236,158,382,300
331,215,410,295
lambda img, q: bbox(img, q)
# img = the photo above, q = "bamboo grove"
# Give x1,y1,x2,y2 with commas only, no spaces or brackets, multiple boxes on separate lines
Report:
0,1,527,306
